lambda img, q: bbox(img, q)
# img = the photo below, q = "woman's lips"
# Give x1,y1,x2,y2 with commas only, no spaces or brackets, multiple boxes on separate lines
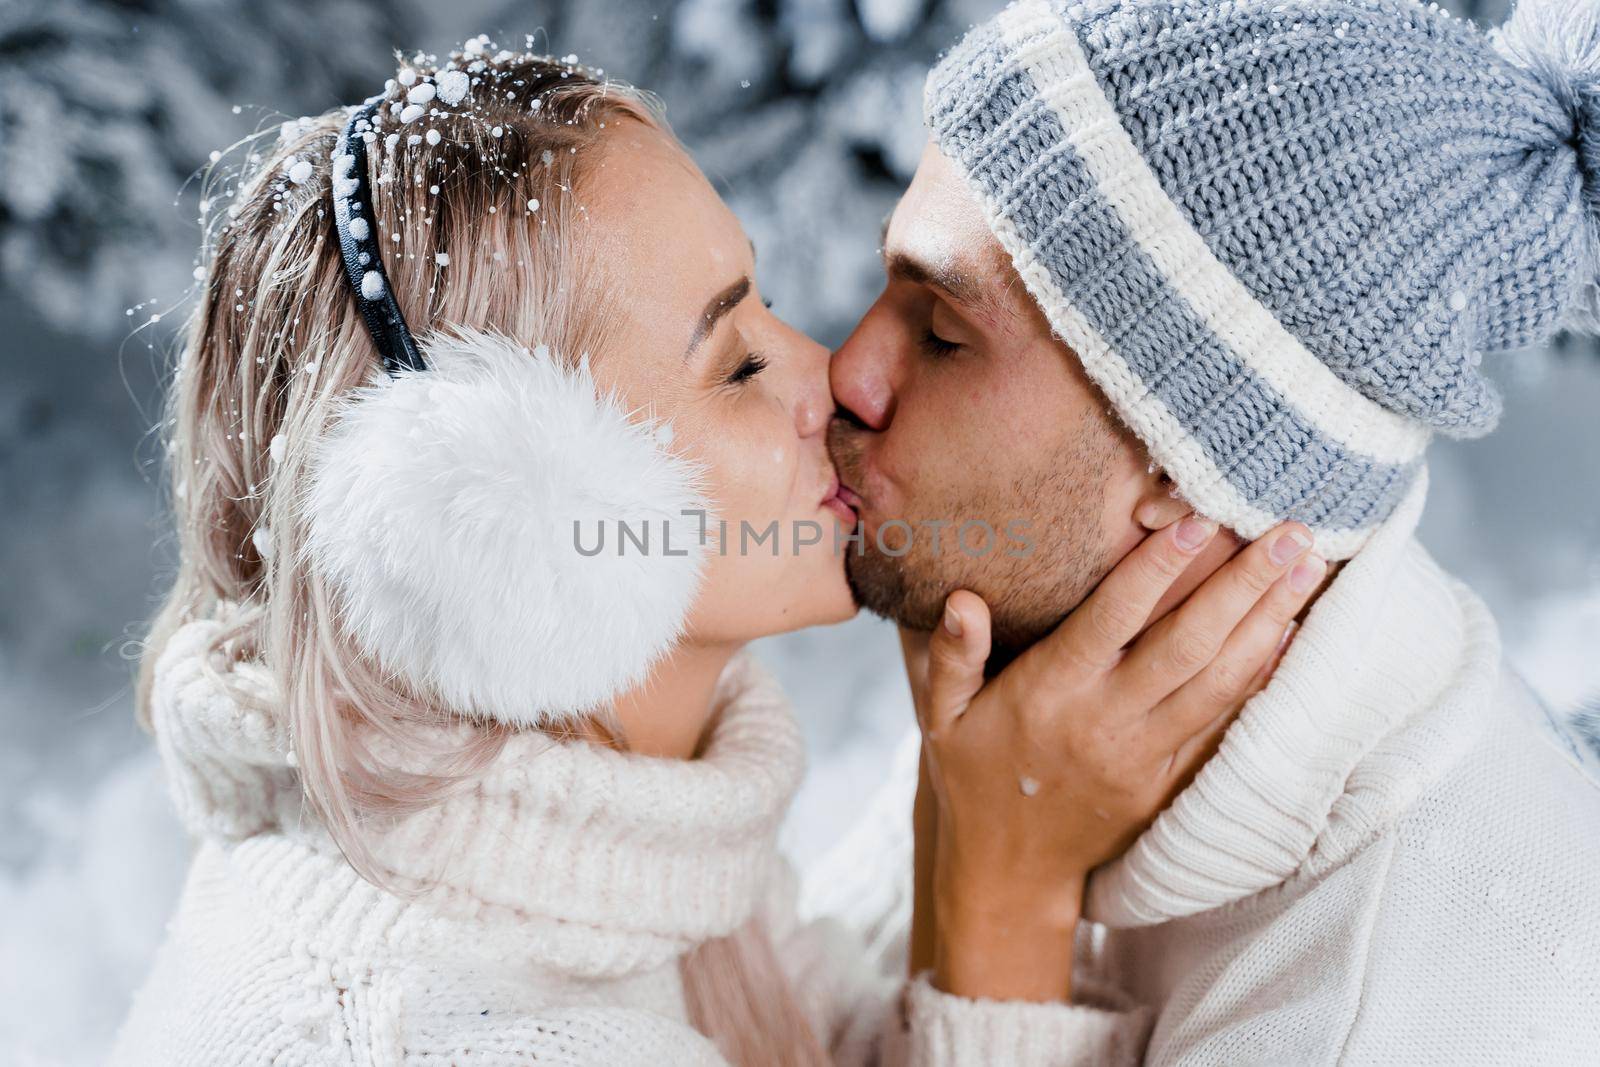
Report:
820,472,860,526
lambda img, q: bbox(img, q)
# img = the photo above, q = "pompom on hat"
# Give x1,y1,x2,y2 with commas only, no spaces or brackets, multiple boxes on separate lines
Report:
304,93,709,730
1496,0,1600,325
925,0,1600,558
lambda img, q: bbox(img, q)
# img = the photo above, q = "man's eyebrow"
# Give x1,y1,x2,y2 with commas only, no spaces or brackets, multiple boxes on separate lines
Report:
683,276,751,362
883,250,994,313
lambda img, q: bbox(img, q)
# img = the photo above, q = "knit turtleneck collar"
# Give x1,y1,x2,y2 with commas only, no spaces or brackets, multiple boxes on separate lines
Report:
150,621,805,977
1085,469,1499,928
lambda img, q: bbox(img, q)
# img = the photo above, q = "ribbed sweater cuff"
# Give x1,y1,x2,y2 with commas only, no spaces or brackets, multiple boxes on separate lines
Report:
906,973,1152,1067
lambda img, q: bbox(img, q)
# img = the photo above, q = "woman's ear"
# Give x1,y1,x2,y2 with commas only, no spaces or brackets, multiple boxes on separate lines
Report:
1132,475,1191,532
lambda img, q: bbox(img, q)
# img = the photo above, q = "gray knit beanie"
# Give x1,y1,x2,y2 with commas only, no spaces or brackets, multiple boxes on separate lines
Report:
925,0,1600,558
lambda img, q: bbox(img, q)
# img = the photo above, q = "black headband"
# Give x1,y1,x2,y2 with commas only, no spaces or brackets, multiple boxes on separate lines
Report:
331,95,428,376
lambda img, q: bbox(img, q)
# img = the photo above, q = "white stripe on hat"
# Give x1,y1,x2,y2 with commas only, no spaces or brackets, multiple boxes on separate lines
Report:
995,0,1431,468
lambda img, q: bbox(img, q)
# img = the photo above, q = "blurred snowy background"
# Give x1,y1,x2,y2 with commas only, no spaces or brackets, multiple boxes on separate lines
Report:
1,0,1595,1062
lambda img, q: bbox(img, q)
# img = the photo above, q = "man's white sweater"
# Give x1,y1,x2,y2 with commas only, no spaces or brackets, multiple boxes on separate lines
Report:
809,479,1600,1065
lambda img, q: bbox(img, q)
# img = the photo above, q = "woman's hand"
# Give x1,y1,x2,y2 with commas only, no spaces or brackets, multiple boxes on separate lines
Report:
905,515,1324,1002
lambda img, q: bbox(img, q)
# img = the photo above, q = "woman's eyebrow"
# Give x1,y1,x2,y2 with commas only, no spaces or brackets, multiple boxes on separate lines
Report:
682,275,751,362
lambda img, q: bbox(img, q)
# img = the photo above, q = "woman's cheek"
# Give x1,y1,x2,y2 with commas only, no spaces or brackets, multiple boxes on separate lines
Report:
708,421,793,528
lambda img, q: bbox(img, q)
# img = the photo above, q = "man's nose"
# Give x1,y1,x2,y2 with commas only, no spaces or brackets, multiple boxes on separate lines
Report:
829,326,897,432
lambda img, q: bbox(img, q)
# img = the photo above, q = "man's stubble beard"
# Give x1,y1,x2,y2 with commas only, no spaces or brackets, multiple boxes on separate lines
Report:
830,418,1121,662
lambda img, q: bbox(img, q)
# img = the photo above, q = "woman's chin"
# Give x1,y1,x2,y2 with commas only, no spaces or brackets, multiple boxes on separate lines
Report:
823,593,862,626
784,554,859,632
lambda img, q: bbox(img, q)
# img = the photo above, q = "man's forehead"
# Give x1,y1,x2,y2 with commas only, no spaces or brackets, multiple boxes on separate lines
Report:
886,145,1005,268
881,207,1005,286
881,142,1025,311
882,218,1024,336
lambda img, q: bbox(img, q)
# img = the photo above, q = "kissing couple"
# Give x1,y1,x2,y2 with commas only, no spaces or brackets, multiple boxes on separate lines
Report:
116,1,1600,1064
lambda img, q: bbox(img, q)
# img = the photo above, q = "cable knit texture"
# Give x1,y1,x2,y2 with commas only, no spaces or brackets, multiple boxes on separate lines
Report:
924,0,1597,557
808,471,1600,1064
113,629,1153,1064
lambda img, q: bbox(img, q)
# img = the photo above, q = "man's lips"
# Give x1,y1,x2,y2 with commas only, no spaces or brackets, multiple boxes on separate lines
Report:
821,472,861,525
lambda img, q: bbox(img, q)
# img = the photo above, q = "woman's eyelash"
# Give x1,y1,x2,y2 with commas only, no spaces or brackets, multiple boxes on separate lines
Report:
920,328,961,358
726,351,768,385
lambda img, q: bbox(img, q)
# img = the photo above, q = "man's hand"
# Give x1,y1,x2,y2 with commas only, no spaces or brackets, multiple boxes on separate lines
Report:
903,515,1324,1002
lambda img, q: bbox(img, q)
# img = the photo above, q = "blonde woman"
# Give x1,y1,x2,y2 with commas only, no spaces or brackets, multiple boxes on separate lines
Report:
113,42,1319,1066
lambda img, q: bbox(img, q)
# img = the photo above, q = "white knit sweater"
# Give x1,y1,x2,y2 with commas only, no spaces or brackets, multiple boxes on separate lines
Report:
809,477,1600,1065
111,616,1138,1065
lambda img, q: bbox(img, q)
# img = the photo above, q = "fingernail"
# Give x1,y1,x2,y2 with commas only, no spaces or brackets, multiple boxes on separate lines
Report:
1174,515,1217,551
1270,527,1314,566
1289,555,1326,593
943,602,963,638
1276,620,1299,655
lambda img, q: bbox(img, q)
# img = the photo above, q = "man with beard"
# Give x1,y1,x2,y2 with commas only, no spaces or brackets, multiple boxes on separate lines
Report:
820,0,1600,1062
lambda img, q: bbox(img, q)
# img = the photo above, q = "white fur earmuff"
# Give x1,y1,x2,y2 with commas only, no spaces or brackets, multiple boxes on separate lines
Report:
304,327,709,728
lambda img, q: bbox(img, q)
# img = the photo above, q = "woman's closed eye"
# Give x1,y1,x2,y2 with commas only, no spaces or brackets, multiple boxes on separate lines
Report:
725,350,769,386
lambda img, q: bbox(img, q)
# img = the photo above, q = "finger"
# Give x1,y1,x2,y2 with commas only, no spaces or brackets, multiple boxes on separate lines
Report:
1246,619,1298,695
910,743,939,976
1132,491,1191,534
899,626,933,718
1117,521,1314,706
1020,513,1220,683
1152,554,1322,754
924,591,992,734
1156,621,1299,798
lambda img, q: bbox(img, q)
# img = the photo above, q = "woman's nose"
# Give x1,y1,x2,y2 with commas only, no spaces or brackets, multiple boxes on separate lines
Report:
794,340,833,438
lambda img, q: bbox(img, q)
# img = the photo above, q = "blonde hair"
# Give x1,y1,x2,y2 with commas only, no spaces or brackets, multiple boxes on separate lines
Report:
138,45,826,1066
